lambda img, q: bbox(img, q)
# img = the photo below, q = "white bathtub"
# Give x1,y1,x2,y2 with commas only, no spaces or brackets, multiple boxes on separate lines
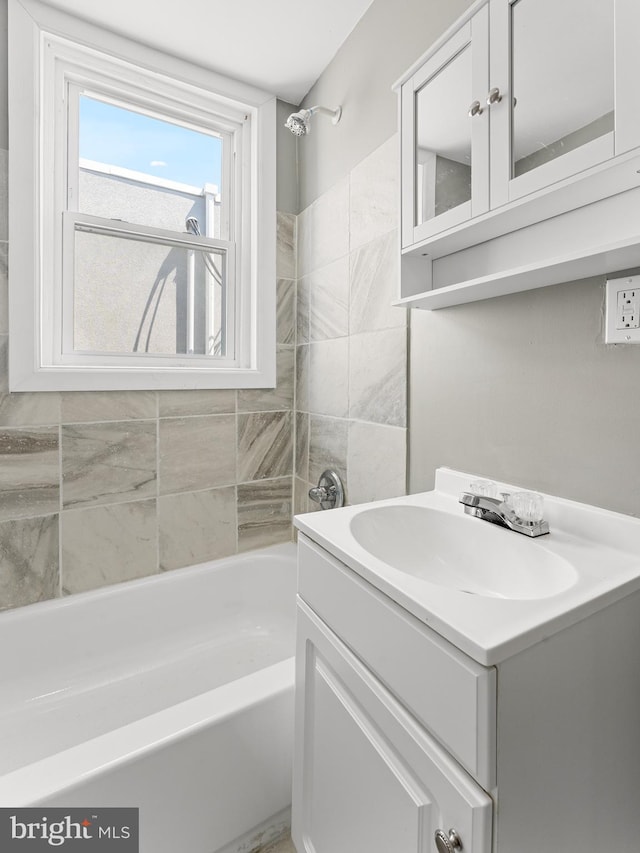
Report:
0,542,297,853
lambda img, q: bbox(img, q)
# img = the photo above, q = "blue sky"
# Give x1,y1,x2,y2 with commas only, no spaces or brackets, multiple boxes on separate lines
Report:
79,96,223,190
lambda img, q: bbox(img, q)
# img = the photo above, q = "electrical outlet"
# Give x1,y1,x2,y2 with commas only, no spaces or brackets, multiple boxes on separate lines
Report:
617,289,640,329
605,275,640,344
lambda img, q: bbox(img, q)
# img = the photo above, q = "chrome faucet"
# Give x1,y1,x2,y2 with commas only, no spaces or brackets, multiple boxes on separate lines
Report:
459,492,550,537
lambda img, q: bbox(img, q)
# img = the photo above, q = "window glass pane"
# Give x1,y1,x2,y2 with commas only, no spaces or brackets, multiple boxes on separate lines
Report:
72,228,227,357
77,96,223,236
511,0,614,178
415,46,472,226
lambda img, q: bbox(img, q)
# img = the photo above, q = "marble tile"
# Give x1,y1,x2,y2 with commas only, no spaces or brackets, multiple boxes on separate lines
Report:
307,256,349,342
295,411,309,480
62,391,157,423
158,389,236,418
0,338,61,426
159,486,236,571
308,338,349,418
0,151,7,242
276,211,296,280
294,476,311,517
262,835,297,853
296,345,309,413
159,414,236,495
350,229,406,334
62,421,157,509
0,514,59,610
350,135,399,251
296,277,310,344
0,242,7,335
238,346,294,413
0,427,60,522
0,391,61,428
237,411,293,482
62,499,157,594
349,328,407,427
0,334,6,392
298,177,349,277
309,415,348,487
277,278,295,345
347,422,407,505
237,478,293,552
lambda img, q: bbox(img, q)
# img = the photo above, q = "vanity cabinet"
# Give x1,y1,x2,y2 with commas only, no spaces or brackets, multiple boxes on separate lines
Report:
294,601,493,853
293,533,640,853
293,534,495,853
397,0,640,308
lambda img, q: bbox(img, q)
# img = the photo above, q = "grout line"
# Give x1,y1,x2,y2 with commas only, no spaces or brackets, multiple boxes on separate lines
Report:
155,390,160,573
58,416,158,428
234,391,239,554
58,422,63,598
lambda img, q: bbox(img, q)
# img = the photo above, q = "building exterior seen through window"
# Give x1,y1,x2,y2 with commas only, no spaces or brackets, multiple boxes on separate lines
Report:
73,96,228,358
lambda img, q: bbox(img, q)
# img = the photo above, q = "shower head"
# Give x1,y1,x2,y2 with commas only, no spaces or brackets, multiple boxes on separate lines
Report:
285,110,311,136
185,216,201,235
285,105,342,136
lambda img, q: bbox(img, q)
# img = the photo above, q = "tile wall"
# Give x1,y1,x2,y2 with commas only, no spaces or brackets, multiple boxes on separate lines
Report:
0,148,296,610
294,135,408,511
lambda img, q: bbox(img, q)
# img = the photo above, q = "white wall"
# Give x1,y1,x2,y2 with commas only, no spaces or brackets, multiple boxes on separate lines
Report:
276,100,299,214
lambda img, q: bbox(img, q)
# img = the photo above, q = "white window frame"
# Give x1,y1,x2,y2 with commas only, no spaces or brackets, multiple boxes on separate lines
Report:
8,0,276,391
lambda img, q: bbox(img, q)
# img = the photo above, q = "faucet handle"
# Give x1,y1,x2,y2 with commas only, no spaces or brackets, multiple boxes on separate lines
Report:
469,479,497,497
509,491,545,524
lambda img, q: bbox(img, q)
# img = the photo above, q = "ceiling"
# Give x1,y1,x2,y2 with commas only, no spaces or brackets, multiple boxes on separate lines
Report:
38,0,376,104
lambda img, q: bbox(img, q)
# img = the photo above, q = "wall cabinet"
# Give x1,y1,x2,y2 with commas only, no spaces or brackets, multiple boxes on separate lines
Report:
293,533,640,853
397,0,640,308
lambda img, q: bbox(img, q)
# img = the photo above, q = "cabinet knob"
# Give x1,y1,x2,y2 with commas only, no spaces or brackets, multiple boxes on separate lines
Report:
486,87,503,106
468,100,483,118
434,828,463,853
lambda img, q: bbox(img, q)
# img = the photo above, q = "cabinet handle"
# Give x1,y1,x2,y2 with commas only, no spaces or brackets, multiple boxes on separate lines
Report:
468,100,483,118
486,87,503,106
434,828,463,853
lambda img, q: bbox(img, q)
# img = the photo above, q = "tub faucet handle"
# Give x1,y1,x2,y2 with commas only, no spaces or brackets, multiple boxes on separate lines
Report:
308,469,345,510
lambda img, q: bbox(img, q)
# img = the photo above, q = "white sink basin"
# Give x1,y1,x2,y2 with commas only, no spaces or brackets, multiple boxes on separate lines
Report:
294,468,640,664
349,505,578,600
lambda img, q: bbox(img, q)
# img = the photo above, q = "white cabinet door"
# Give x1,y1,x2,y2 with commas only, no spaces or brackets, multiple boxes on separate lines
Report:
292,601,493,853
401,4,489,249
489,0,618,207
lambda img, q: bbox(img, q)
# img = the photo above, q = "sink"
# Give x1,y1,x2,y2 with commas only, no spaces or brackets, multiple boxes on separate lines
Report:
349,505,578,600
295,468,640,664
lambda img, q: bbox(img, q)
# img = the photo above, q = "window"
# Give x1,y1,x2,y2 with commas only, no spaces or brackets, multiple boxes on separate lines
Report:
8,0,276,390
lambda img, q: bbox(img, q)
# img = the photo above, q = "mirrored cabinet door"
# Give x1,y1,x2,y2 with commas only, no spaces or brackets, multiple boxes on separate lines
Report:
415,46,473,226
401,6,489,248
490,0,615,206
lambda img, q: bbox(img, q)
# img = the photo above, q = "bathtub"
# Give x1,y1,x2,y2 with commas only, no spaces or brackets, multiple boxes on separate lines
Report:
0,542,297,853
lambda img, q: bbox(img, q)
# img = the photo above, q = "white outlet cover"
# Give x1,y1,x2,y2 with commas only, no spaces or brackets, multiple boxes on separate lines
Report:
605,275,640,344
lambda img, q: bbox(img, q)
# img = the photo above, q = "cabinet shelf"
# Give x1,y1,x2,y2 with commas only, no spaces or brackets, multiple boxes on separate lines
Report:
398,232,640,310
398,156,640,310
